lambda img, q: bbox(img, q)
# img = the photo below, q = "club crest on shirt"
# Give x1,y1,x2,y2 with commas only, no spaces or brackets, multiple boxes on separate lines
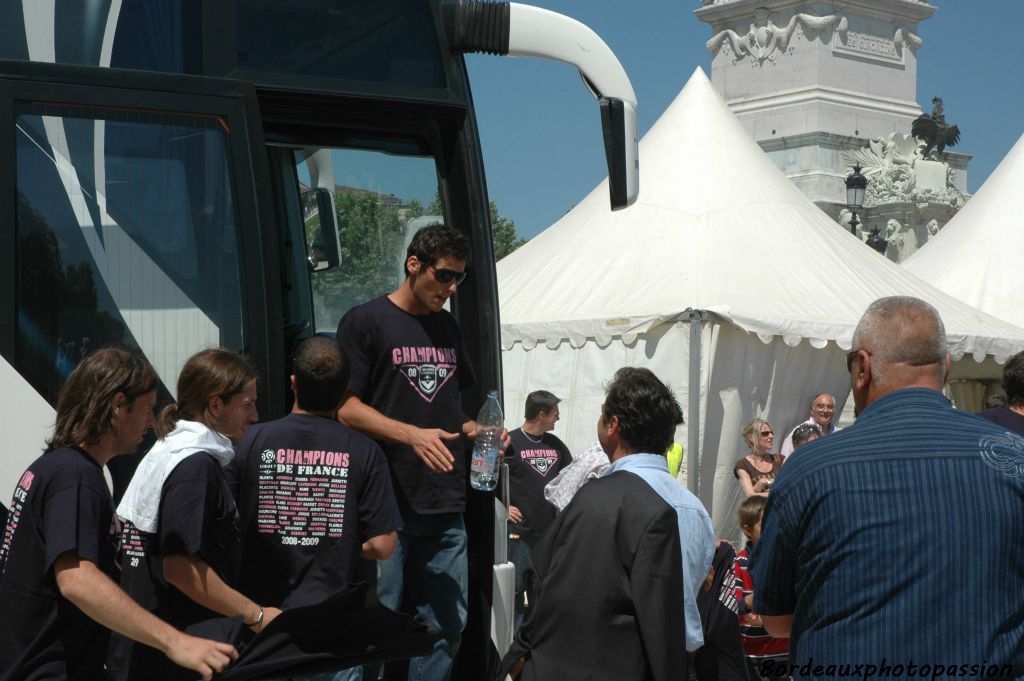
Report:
520,448,558,477
391,346,458,403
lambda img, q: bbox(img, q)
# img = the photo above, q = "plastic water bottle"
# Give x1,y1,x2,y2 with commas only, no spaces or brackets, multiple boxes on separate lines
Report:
470,390,503,491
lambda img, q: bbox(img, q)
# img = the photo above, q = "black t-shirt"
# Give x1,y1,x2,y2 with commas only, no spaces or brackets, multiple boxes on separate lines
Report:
505,429,572,541
106,452,240,681
337,295,476,514
227,412,400,608
975,406,1024,437
0,447,118,681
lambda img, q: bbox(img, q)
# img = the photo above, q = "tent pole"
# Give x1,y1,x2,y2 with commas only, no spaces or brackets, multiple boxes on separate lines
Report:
686,310,706,496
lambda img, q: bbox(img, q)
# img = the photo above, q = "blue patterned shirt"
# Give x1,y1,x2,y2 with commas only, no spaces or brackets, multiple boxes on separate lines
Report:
602,453,714,651
753,388,1024,677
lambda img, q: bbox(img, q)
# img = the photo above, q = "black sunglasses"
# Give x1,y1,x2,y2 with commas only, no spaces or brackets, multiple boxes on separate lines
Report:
430,266,467,285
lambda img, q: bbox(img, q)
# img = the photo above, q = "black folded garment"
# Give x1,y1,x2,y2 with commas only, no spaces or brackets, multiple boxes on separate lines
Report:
213,582,435,680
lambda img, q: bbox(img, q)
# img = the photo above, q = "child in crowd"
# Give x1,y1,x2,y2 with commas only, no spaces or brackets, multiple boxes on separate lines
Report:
733,496,788,680
789,422,821,452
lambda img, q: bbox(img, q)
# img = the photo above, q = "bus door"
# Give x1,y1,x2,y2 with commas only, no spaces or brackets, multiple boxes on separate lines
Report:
261,99,506,679
0,60,285,499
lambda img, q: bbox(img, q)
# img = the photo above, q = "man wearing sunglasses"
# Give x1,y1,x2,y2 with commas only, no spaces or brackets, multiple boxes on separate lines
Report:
751,296,1024,678
336,223,487,681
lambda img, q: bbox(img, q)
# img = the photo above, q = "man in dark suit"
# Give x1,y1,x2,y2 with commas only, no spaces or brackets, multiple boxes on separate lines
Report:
498,367,714,681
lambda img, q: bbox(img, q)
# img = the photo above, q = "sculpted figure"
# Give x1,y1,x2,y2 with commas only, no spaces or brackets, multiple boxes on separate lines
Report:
911,97,961,158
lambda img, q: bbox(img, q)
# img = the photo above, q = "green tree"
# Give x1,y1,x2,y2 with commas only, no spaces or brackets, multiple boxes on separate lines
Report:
424,195,525,260
310,189,407,326
489,202,526,261
308,190,526,326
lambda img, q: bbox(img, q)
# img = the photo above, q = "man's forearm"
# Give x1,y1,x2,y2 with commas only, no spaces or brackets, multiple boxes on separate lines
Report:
340,395,414,445
55,552,183,656
163,553,261,624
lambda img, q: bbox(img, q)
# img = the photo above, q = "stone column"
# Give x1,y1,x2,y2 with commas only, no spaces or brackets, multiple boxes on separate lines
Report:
695,0,970,260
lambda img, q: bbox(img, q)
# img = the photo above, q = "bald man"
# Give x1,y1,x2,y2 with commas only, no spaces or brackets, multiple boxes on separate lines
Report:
751,297,1024,679
779,393,837,459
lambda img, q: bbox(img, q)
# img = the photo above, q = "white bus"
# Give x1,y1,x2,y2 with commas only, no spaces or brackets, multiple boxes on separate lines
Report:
0,1,636,674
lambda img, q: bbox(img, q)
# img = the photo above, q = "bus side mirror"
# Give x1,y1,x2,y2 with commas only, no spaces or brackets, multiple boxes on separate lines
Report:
306,187,342,272
447,2,640,211
600,98,638,210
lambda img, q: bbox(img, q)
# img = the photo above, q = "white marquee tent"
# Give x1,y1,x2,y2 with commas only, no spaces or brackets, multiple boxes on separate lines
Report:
903,131,1024,388
497,68,1024,536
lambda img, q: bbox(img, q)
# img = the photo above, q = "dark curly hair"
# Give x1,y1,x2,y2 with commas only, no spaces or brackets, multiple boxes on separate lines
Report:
294,336,350,413
1002,350,1024,407
602,367,683,455
405,223,470,275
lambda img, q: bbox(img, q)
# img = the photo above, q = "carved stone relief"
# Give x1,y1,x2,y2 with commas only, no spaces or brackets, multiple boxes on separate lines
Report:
841,133,965,210
707,12,922,68
707,11,838,65
882,218,919,262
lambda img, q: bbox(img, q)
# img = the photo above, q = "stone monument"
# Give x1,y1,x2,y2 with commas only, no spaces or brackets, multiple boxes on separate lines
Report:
696,0,970,262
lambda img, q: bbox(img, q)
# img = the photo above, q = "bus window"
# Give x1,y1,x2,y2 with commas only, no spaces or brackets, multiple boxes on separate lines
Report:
234,0,445,88
15,104,245,403
290,147,441,333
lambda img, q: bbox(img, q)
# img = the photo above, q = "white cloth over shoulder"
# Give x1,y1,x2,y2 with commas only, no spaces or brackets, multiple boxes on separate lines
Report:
543,442,610,511
117,420,234,533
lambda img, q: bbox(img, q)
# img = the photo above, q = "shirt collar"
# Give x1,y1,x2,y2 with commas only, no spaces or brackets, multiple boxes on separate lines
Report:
858,387,951,420
601,452,669,477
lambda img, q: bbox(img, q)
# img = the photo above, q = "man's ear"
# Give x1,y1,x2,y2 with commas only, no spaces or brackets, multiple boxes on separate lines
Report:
406,255,421,275
207,394,224,418
852,351,871,392
605,414,620,436
111,391,127,416
850,350,871,414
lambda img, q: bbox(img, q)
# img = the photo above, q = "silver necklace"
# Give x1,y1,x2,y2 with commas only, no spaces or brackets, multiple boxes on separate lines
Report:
520,428,544,444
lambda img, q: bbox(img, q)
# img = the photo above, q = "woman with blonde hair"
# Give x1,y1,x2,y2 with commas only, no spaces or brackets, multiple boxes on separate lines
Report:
109,348,277,680
733,417,781,498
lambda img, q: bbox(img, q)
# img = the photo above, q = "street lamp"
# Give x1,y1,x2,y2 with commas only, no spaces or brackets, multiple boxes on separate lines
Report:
844,164,867,236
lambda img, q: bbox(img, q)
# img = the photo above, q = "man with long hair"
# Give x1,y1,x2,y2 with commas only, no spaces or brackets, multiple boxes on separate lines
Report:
0,347,237,681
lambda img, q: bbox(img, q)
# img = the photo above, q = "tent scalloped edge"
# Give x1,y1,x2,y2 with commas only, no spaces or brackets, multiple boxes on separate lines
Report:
501,329,1002,364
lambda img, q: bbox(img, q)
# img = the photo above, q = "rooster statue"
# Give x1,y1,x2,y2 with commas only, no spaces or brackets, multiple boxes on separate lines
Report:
911,97,961,158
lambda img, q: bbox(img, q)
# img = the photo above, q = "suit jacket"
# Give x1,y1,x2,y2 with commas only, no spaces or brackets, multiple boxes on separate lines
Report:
498,470,687,681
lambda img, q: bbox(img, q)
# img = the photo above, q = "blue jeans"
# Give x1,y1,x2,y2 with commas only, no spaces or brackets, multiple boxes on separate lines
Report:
507,536,534,634
365,509,469,681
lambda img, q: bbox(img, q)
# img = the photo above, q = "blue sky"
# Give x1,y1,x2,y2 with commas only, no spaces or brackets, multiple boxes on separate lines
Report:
466,1,1024,240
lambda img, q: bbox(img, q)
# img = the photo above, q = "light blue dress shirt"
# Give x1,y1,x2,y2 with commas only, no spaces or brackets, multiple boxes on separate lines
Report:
602,453,715,652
